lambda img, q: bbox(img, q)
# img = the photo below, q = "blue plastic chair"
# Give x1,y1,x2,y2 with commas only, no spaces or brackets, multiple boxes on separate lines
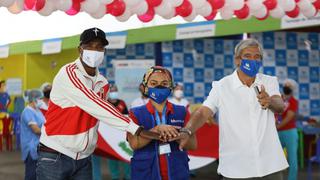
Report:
307,137,320,180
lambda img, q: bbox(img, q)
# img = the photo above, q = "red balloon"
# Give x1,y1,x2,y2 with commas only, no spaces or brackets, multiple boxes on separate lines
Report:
35,0,46,11
24,0,36,10
295,0,300,2
146,0,162,7
286,5,300,18
205,9,217,20
106,0,126,16
313,0,320,9
256,10,270,20
176,0,193,17
263,0,277,10
66,0,81,15
234,4,249,19
208,0,225,10
138,7,155,22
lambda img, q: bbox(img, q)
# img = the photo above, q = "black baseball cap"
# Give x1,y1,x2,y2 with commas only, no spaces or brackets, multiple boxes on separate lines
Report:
80,27,109,46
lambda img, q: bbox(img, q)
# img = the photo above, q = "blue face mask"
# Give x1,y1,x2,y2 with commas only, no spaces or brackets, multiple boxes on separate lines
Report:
147,86,171,104
239,59,262,77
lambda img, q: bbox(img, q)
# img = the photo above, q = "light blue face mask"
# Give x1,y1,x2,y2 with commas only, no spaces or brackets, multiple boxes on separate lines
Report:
109,92,119,100
239,59,262,77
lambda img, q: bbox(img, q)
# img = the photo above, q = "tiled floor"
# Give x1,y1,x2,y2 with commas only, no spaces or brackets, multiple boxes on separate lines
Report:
0,151,319,180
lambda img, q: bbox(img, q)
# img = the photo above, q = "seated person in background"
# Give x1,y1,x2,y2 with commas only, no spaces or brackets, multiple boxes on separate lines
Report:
169,82,189,109
127,66,197,180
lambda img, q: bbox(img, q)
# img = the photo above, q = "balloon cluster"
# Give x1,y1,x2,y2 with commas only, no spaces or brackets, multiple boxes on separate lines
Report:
0,0,319,22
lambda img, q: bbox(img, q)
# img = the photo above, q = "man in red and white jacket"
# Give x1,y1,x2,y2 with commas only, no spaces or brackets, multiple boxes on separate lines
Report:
37,28,160,180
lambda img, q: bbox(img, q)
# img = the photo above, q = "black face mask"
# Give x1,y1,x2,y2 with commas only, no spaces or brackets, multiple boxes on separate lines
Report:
283,86,292,95
43,90,51,99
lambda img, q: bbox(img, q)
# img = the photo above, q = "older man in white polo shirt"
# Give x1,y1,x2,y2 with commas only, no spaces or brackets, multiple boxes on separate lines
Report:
176,38,288,179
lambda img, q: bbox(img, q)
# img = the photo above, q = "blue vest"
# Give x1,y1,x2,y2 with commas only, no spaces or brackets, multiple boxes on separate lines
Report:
130,104,189,180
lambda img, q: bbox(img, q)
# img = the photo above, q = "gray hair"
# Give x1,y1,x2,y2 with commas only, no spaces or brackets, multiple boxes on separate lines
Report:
234,38,264,59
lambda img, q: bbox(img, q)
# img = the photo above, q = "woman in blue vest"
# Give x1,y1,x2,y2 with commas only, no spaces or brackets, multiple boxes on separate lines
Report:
127,66,197,180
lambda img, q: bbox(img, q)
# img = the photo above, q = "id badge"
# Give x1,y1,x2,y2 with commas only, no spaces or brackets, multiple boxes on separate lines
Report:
159,143,171,155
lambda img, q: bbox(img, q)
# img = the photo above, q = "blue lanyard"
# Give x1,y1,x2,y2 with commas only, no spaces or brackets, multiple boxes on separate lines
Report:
154,105,167,125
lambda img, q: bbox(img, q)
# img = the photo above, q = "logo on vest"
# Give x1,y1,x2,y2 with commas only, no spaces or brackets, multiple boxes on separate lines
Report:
170,119,184,123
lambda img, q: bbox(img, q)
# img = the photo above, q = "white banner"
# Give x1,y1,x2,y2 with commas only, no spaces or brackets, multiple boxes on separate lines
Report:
113,59,154,106
42,38,62,55
0,45,9,58
176,21,215,40
106,31,127,49
6,78,22,95
281,14,320,29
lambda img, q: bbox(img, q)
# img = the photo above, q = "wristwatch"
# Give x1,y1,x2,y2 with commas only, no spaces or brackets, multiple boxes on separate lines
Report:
179,128,192,136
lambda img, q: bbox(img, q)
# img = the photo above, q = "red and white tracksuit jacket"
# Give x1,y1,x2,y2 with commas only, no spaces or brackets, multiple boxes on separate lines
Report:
40,59,139,160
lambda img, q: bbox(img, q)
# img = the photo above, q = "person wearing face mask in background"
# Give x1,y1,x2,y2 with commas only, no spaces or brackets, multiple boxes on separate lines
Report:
38,82,52,116
107,84,131,180
127,66,197,180
169,82,189,109
20,89,45,180
37,28,161,180
177,39,288,180
277,79,299,180
91,84,131,180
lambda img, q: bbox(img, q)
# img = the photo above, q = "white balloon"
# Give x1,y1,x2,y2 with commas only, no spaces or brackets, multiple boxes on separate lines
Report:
123,0,141,7
283,0,296,12
301,6,316,17
90,4,106,19
247,0,264,11
155,1,172,16
270,5,285,18
252,5,267,18
8,0,23,14
81,0,100,14
170,0,183,7
189,0,206,9
298,0,312,11
183,9,197,21
99,0,114,4
38,0,56,16
0,0,15,7
162,7,176,19
131,0,148,15
229,0,245,10
196,1,212,17
116,8,132,22
55,0,72,11
220,7,234,20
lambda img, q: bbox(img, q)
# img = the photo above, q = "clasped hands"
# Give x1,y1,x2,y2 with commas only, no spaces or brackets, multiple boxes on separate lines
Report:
137,124,188,142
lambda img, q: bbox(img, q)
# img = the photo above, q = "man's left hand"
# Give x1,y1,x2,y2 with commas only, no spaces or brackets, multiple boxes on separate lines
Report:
257,85,270,109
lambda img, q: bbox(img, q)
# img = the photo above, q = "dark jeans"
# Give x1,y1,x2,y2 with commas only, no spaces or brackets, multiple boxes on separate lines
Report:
25,153,37,180
223,170,283,180
36,151,92,180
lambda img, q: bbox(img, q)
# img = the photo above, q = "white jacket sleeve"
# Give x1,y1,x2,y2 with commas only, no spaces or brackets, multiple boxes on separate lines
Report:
51,65,139,135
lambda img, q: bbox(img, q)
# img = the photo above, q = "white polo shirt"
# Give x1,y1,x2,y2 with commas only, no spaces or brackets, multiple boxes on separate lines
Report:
203,70,288,178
